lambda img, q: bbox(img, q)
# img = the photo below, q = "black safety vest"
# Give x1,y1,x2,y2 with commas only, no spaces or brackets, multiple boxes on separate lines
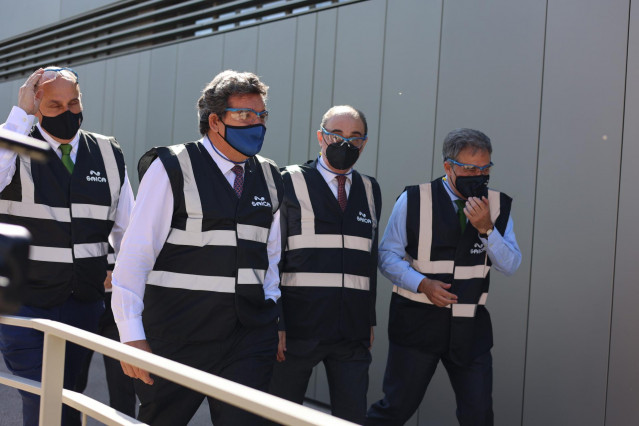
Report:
280,159,381,341
0,128,126,307
138,141,283,343
388,177,511,364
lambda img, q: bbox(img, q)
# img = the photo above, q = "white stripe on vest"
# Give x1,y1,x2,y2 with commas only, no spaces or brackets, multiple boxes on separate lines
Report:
281,164,376,290
396,182,502,316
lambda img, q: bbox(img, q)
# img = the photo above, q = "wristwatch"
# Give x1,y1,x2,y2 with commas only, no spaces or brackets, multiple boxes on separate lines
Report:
479,228,493,239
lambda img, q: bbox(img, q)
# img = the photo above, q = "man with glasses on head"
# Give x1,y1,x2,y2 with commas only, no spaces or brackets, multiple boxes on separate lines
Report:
0,67,134,426
366,128,521,426
269,105,381,424
111,70,284,425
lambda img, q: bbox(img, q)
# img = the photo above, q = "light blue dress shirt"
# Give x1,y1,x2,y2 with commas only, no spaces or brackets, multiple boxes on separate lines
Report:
378,177,522,294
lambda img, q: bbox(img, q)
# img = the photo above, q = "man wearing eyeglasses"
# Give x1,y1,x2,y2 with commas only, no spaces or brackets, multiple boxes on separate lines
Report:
111,70,284,425
0,67,134,426
366,128,521,426
269,105,381,424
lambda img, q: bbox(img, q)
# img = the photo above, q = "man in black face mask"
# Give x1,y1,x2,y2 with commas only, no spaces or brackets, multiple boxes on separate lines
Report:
0,67,134,426
366,128,521,426
269,105,382,424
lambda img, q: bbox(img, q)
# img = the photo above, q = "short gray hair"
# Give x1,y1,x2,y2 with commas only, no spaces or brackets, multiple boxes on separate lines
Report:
197,70,268,135
320,105,368,135
442,128,492,161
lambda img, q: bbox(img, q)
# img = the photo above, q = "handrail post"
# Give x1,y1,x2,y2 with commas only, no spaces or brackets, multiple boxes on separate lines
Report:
39,332,65,426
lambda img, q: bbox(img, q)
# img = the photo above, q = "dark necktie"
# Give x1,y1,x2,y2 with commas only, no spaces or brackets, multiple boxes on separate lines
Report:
60,144,74,174
336,175,347,211
232,165,244,198
455,199,467,233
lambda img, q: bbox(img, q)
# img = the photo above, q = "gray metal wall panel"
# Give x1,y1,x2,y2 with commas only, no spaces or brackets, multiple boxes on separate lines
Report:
310,9,338,160
256,18,297,167
222,27,259,72
173,36,224,146
605,2,639,424
288,15,316,165
332,0,386,177
132,51,152,189
111,55,143,171
523,1,629,425
102,60,117,135
431,1,547,425
0,1,61,41
371,1,443,424
143,45,178,159
74,61,107,133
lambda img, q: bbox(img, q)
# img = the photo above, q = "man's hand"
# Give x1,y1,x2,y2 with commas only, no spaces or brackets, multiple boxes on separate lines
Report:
18,69,45,115
276,331,287,362
104,271,112,290
418,277,458,307
464,196,493,235
121,340,154,385
369,326,375,350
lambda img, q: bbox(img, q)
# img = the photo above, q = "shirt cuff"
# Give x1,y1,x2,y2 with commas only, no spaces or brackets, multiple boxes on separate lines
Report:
404,269,426,293
116,318,147,343
3,106,36,135
480,228,503,248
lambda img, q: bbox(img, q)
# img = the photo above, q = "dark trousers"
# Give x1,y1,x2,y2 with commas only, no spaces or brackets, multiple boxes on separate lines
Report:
135,320,278,426
366,342,493,426
0,297,104,426
75,294,136,417
269,339,372,424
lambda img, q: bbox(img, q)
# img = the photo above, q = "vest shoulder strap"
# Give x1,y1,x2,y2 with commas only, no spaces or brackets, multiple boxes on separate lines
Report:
255,154,282,214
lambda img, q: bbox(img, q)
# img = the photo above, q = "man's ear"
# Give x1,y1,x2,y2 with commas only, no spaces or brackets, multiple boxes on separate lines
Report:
209,113,221,133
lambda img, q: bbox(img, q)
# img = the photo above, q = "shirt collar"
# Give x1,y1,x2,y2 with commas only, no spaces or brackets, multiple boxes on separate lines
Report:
36,122,80,153
203,135,244,176
317,155,352,185
442,175,461,202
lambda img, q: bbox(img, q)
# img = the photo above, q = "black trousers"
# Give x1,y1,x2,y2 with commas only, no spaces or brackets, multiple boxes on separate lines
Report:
76,293,136,417
366,342,493,426
269,339,372,424
135,320,278,426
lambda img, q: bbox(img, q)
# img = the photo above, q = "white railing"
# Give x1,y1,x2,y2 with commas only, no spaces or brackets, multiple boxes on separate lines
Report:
0,315,355,426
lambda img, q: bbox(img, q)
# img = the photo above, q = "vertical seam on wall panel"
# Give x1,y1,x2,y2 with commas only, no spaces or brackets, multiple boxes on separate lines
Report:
604,1,632,423
255,25,261,74
429,0,445,182
521,1,549,424
288,18,300,165
307,13,319,161
331,9,338,106
170,46,178,142
374,0,389,178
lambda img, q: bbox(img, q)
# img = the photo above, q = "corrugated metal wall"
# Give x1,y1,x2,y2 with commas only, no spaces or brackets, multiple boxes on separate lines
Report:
1,0,638,424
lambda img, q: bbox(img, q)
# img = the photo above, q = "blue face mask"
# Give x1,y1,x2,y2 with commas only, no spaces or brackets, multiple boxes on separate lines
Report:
220,122,266,157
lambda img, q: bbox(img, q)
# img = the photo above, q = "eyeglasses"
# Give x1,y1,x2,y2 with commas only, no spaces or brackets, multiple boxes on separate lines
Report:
224,108,269,123
320,126,367,149
42,67,79,83
446,158,494,174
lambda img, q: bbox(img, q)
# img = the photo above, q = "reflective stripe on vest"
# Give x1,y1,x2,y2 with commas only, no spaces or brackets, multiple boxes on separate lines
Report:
154,145,271,290
401,182,502,316
94,134,121,221
282,272,370,291
281,165,376,290
29,241,110,263
147,268,267,292
256,154,279,214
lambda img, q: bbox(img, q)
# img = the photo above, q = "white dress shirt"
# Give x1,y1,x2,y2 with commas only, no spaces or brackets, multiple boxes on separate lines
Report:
378,176,522,294
0,106,134,255
316,154,353,198
112,136,282,343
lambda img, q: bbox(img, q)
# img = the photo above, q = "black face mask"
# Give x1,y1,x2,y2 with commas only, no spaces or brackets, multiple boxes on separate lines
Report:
40,110,83,140
325,142,360,170
453,174,490,199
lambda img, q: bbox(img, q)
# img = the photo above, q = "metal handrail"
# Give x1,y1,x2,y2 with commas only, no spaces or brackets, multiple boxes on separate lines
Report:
0,315,354,426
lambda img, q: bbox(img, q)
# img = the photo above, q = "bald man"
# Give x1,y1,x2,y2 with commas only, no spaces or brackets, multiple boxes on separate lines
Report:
269,105,382,424
0,67,133,426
